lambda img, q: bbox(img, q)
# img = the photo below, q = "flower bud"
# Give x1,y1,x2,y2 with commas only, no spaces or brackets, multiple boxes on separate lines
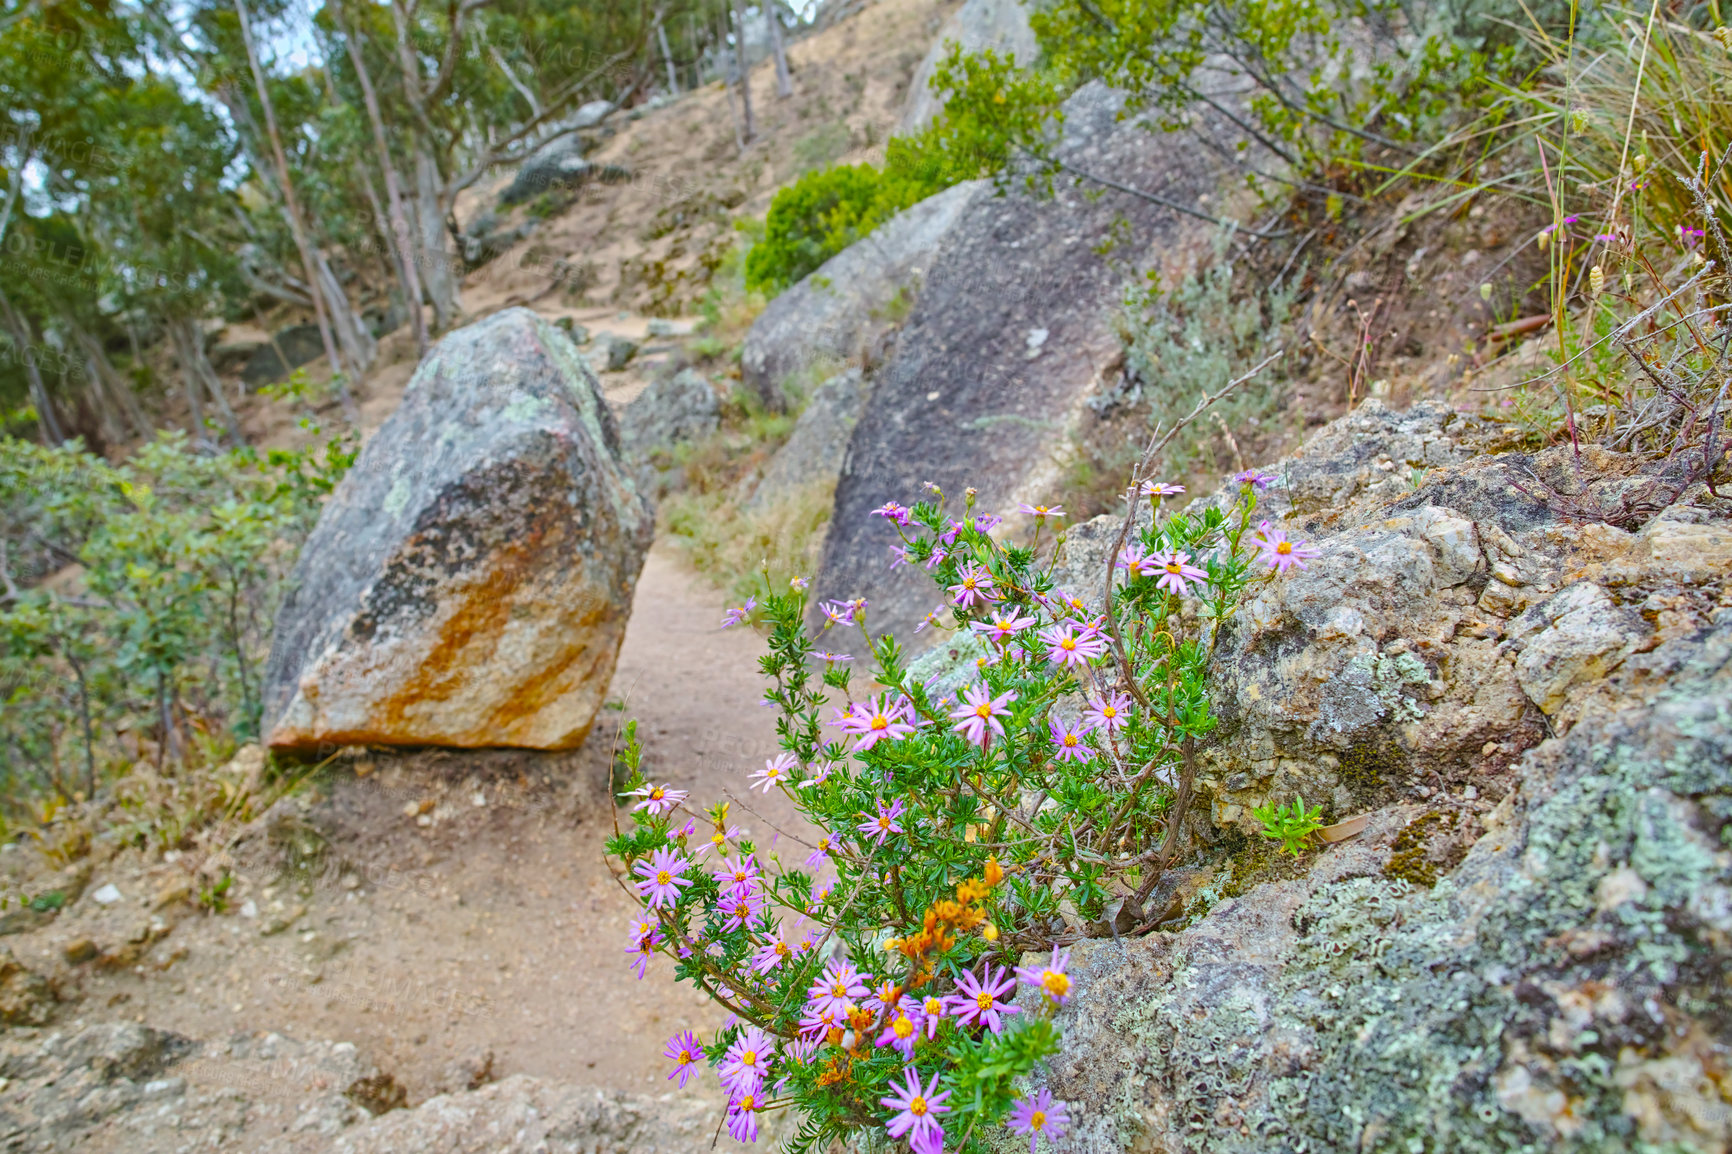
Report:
1589,265,1605,295
981,922,999,942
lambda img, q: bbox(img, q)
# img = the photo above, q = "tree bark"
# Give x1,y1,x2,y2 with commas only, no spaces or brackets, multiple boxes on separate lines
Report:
767,1,792,98
731,0,755,142
657,13,679,94
316,251,378,373
169,316,242,446
234,0,359,421
69,319,149,440
0,286,64,444
413,145,462,331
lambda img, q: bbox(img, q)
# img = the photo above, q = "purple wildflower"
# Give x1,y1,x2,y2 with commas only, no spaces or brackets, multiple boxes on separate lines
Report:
1015,945,1074,1006
750,753,797,794
948,563,999,608
1140,481,1186,499
948,683,1017,747
1152,550,1208,596
881,1066,951,1149
663,1030,704,1088
718,888,763,930
857,798,907,845
1116,543,1158,578
971,610,1037,645
872,500,914,526
945,964,1021,1034
842,694,916,751
1040,622,1107,669
751,926,794,975
721,597,757,628
918,993,947,1039
805,831,839,870
1233,468,1277,491
711,853,761,899
633,848,693,909
627,782,688,816
1015,502,1065,519
807,960,871,1018
1251,520,1321,573
717,1025,775,1096
876,1006,922,1058
1083,691,1131,736
1048,716,1093,763
626,917,663,979
1006,1089,1069,1154
725,1091,764,1143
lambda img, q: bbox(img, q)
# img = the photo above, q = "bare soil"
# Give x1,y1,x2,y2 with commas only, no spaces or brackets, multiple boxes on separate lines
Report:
3,546,813,1105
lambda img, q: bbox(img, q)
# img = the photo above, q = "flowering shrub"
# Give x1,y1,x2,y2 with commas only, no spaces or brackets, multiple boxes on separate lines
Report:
606,472,1313,1152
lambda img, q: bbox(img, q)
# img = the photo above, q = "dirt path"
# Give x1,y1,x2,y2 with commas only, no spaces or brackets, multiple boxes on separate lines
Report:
11,544,813,1105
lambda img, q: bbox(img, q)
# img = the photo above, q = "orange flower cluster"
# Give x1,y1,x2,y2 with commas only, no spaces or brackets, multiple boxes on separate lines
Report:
895,859,1007,978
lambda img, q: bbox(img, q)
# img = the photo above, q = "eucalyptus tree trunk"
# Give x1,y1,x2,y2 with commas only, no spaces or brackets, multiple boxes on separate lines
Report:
69,320,149,440
0,286,63,444
767,2,792,98
316,251,378,373
731,0,755,142
169,317,242,447
657,14,679,94
413,146,463,331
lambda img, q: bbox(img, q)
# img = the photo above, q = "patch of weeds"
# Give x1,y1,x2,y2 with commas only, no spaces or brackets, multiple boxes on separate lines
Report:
1218,829,1310,899
1252,794,1325,856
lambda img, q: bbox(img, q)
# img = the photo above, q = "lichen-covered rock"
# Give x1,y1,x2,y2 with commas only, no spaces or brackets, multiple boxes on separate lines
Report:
1046,617,1732,1153
746,368,869,511
740,180,985,408
263,307,653,753
0,947,55,1027
619,369,720,458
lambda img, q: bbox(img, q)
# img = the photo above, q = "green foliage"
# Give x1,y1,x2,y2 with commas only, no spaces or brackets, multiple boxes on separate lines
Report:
1252,794,1324,856
0,431,352,810
610,472,1315,1149
744,47,1067,295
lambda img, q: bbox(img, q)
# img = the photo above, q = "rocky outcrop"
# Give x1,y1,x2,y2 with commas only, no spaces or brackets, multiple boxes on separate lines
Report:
619,369,720,458
898,0,1038,134
816,83,1233,637
263,308,653,753
1045,610,1732,1153
746,368,869,510
739,179,986,408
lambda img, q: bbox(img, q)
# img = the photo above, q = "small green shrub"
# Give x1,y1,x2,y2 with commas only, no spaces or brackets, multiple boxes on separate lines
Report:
1252,794,1325,857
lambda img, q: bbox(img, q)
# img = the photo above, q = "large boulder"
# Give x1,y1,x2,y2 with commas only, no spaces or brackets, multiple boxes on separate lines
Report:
739,179,986,408
746,368,869,511
815,83,1232,637
898,0,1038,135
1044,612,1732,1153
262,307,652,753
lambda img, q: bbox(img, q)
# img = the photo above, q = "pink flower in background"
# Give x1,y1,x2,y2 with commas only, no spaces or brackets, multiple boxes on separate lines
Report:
945,964,1021,1034
1015,946,1074,1006
974,512,1003,533
663,1030,704,1088
919,993,947,1039
805,831,839,870
632,848,692,909
1152,550,1208,596
948,563,998,608
857,798,907,845
1252,521,1321,573
820,599,857,626
876,1006,922,1058
842,694,916,750
881,1066,951,1149
627,782,687,816
721,597,757,628
1047,717,1092,764
1139,481,1186,499
1015,502,1065,519
1083,691,1132,735
971,610,1036,645
1040,622,1106,669
807,960,871,1017
1233,468,1277,491
798,1005,845,1039
948,684,1017,747
872,500,913,525
725,1090,764,1143
750,754,797,794
711,853,761,899
790,575,808,590
625,917,662,979
916,606,949,632
1006,1089,1069,1153
1116,543,1157,577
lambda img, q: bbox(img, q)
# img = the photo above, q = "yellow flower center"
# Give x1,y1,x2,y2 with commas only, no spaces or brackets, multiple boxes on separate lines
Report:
871,715,888,730
650,787,664,800
734,872,747,883
677,1051,693,1066
878,816,891,830
656,870,671,885
832,982,847,997
1061,637,1076,651
963,577,977,589
738,1095,756,1111
910,1096,928,1117
1102,705,1117,718
893,1016,914,1039
925,997,943,1015
975,703,993,718
1063,734,1079,748
774,942,790,957
711,831,725,845
976,991,994,1010
1030,1110,1046,1129
1166,563,1182,575
742,1050,757,1067
1277,541,1293,555
1044,972,1071,998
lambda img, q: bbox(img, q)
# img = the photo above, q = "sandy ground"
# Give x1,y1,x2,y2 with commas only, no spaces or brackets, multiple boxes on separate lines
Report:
7,546,817,1105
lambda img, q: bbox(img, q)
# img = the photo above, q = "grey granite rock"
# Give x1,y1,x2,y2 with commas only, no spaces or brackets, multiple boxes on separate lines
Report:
746,368,869,510
262,307,653,753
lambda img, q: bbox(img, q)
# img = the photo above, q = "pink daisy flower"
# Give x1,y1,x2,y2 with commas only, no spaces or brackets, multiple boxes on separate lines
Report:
717,1025,776,1096
790,575,809,590
1083,691,1131,735
881,1066,951,1148
711,853,761,899
807,960,871,1018
721,597,757,628
632,848,693,909
1116,543,1158,577
1006,1089,1069,1153
857,798,907,845
872,500,913,525
945,963,1021,1034
750,754,797,794
876,1006,922,1058
663,1030,704,1088
1234,468,1277,491
718,889,763,930
805,831,839,870
1047,717,1092,763
1040,622,1106,669
1252,521,1321,573
798,1005,845,1039
1152,550,1208,596
820,599,857,626
918,993,947,1039
1140,481,1186,498
751,925,795,974
842,693,916,751
1014,945,1073,1006
725,1090,764,1143
865,979,904,1015
1015,502,1064,519
948,563,998,608
627,782,688,816
814,650,853,663
948,683,1017,747
971,610,1037,645
625,917,662,979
